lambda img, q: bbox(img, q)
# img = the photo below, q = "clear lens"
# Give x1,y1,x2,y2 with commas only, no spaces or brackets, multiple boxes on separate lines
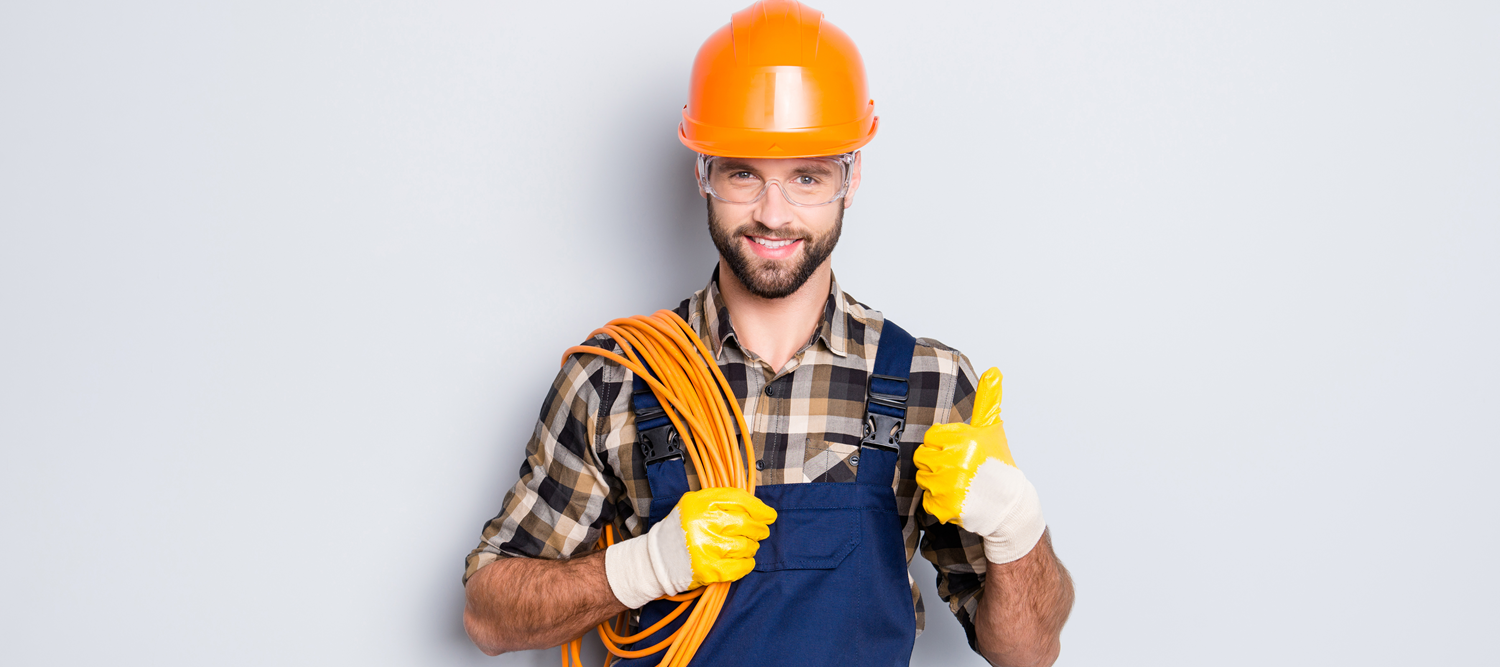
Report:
700,154,852,206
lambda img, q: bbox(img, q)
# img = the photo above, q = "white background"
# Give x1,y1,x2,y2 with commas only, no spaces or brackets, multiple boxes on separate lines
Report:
3,1,1497,665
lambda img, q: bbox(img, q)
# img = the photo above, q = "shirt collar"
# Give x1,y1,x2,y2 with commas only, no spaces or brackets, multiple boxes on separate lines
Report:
699,267,851,360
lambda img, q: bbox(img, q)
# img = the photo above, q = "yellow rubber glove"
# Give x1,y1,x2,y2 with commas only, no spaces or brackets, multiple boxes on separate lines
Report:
604,487,777,608
914,367,1046,564
676,487,778,586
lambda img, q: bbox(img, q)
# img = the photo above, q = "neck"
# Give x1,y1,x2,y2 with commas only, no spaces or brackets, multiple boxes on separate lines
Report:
716,258,832,373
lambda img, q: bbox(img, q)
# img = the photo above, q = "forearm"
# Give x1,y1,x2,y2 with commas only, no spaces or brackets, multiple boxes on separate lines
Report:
972,530,1074,667
463,550,626,656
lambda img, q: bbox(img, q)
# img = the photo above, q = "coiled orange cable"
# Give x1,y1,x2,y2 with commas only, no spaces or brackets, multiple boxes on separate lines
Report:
559,310,755,667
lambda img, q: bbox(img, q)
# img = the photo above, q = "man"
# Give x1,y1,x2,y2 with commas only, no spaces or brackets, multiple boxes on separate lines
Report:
462,2,1074,665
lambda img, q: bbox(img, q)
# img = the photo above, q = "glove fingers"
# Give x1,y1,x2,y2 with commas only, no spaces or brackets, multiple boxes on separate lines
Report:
739,496,778,525
970,367,1004,428
706,495,776,537
913,444,936,473
716,516,771,542
709,557,755,584
920,489,959,526
730,535,760,559
913,440,964,472
703,534,760,561
704,489,778,523
914,468,936,494
915,459,969,526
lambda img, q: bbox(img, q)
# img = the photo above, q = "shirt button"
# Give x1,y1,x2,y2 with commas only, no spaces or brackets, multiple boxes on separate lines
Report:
755,460,765,471
850,454,861,467
764,384,775,397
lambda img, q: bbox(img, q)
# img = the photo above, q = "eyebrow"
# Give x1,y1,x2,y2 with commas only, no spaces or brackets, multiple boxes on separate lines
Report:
714,159,759,173
791,163,836,176
712,160,837,177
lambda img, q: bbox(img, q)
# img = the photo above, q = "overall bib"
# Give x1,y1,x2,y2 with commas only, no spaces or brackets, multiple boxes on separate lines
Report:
615,322,919,667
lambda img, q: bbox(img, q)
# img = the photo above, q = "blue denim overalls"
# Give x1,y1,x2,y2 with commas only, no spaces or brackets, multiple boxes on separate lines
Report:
614,321,919,667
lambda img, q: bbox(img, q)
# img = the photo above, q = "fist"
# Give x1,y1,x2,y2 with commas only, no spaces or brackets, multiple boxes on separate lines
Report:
677,487,778,586
605,486,777,608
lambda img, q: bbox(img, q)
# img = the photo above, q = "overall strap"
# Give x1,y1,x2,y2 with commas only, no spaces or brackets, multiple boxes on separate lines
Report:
632,371,689,523
856,319,916,485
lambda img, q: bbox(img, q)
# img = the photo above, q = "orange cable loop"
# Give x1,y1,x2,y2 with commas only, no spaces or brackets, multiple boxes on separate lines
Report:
558,311,753,667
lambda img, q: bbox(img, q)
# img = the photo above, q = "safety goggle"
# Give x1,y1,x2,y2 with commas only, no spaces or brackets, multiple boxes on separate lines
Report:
696,152,855,207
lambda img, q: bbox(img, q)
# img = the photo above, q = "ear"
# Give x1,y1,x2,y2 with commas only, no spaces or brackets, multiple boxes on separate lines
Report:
843,151,863,209
694,158,708,199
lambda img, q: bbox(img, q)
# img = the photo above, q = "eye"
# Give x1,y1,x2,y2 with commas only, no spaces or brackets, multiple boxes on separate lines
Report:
793,175,822,186
728,171,758,182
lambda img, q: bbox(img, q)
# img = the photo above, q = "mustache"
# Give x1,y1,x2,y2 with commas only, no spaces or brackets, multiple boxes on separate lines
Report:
733,223,806,240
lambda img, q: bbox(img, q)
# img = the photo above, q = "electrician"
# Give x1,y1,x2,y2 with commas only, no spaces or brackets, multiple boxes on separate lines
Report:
462,2,1074,665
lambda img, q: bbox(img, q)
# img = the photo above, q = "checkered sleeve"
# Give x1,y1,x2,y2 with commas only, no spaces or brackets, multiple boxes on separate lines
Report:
917,351,994,652
463,337,627,584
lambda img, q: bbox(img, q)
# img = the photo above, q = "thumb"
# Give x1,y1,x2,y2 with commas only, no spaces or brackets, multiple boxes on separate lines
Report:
970,367,1004,427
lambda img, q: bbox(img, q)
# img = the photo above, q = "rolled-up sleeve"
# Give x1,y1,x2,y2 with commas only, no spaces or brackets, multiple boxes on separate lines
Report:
463,339,622,584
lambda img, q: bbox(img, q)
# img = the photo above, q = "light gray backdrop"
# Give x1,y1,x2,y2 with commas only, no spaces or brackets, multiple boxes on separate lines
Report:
2,1,1497,665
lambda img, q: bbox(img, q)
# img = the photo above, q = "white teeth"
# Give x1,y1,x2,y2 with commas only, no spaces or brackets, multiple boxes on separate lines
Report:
752,237,795,249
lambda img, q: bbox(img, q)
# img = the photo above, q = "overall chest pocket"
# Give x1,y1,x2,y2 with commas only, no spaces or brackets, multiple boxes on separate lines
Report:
752,507,862,572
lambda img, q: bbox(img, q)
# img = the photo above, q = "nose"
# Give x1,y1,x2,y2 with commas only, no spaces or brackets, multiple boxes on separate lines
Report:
755,182,796,230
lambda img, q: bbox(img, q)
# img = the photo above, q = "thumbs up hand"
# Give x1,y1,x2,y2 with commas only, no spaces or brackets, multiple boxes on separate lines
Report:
915,368,1047,565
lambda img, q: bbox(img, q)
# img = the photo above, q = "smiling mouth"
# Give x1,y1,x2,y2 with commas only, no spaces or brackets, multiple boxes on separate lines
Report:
748,236,799,249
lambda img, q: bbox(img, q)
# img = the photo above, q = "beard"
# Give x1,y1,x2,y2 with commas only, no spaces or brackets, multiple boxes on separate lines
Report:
707,198,843,300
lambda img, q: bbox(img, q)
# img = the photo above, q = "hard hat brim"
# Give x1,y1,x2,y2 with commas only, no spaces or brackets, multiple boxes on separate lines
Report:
678,103,879,159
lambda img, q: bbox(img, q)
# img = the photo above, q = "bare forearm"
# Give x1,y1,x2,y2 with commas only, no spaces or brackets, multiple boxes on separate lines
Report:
463,551,626,656
973,530,1074,667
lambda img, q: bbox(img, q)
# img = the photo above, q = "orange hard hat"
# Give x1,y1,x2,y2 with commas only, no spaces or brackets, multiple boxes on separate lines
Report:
679,0,878,159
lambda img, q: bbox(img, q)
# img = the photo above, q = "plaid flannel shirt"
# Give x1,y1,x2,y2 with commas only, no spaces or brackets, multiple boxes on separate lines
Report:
466,271,992,645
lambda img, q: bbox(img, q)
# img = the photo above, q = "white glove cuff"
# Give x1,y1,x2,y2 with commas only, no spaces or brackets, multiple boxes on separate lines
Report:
604,507,693,609
605,535,661,609
647,507,695,594
962,460,1048,565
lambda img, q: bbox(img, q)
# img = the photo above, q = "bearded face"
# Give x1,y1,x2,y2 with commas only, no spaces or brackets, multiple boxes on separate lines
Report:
707,197,843,300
